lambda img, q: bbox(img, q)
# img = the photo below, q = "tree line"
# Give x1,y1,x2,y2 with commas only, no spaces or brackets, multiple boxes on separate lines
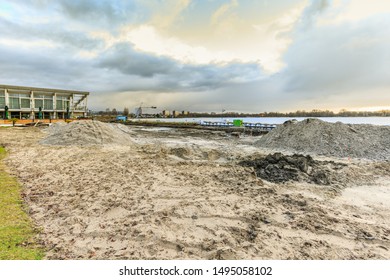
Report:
185,109,390,118
93,108,390,118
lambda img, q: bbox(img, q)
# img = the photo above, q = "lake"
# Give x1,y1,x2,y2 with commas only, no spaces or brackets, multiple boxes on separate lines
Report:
134,117,390,126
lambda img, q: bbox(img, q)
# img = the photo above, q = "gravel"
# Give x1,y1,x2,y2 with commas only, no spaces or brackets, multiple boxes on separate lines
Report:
255,118,390,161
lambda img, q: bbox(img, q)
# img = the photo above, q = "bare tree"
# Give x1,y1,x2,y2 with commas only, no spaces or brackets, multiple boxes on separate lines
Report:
123,107,129,116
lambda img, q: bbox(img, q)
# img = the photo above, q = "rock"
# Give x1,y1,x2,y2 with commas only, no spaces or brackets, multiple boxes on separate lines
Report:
312,171,329,185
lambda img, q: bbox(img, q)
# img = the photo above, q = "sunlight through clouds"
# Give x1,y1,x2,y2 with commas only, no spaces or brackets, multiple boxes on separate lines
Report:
0,0,389,112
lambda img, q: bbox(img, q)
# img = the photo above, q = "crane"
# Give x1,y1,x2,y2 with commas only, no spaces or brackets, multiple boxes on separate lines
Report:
134,103,157,118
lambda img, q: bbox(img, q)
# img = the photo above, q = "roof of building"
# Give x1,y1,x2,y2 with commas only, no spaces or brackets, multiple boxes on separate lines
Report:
0,84,89,95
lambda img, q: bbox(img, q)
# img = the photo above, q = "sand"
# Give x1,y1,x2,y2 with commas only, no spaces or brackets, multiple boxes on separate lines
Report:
255,118,390,160
40,120,134,146
0,121,389,259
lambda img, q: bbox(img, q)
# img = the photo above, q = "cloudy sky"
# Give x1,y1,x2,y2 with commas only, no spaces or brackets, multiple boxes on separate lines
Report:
0,0,389,113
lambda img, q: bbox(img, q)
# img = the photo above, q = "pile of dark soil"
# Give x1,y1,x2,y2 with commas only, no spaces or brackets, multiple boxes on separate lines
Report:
240,152,347,185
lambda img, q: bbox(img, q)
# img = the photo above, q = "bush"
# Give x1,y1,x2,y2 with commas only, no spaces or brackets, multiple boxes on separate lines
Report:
10,118,18,127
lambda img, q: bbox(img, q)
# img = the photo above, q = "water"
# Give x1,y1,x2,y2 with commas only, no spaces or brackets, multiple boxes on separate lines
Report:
134,117,390,126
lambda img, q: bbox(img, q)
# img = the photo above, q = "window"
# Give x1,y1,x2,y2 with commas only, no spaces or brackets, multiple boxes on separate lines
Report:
56,96,70,110
0,93,5,108
9,97,20,109
21,99,30,108
56,100,63,110
9,93,29,98
44,99,53,110
34,99,43,109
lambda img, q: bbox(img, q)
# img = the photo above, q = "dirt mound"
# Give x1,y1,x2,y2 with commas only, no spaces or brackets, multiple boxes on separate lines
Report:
255,118,390,160
40,121,134,146
240,152,347,185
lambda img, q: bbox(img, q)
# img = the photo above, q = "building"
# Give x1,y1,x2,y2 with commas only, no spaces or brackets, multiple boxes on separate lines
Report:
172,110,180,117
0,84,89,119
162,110,170,117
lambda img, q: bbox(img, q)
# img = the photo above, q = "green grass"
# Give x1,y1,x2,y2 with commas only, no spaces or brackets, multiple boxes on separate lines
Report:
0,146,44,259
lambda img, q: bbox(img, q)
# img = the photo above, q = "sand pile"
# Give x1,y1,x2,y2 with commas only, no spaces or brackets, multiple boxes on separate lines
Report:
40,120,134,146
256,119,390,160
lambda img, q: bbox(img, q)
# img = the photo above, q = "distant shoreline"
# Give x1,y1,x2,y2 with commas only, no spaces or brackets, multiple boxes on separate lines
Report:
115,116,390,126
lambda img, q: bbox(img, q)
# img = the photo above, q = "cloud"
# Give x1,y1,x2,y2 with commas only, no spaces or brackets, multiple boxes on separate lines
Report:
57,0,146,29
123,2,306,73
318,0,390,26
125,25,249,65
97,43,176,78
149,0,191,28
0,0,389,113
210,0,238,25
0,17,104,51
0,43,94,90
97,42,263,91
282,15,390,95
297,0,330,29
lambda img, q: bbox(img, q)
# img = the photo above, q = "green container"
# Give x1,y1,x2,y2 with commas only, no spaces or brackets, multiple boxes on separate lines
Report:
233,119,243,127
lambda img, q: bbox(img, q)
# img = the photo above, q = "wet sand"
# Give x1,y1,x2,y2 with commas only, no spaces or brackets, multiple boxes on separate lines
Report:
0,124,389,259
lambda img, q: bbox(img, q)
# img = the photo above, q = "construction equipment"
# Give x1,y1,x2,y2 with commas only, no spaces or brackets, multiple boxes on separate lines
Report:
116,115,127,121
134,103,157,118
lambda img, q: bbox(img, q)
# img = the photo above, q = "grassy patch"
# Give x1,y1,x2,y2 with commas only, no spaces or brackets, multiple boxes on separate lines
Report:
0,146,44,259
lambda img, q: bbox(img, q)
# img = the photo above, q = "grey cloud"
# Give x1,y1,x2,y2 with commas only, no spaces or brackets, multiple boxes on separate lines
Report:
177,11,390,113
297,0,330,30
165,63,263,92
281,15,390,96
97,43,263,91
0,36,265,111
3,0,147,32
0,43,94,90
46,29,104,50
97,43,177,78
0,17,104,50
1,0,389,113
57,0,147,28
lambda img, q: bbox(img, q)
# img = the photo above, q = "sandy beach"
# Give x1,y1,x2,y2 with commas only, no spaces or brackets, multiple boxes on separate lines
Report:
0,120,389,259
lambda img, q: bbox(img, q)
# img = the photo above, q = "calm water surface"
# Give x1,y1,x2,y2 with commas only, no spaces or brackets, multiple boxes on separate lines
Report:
135,117,390,126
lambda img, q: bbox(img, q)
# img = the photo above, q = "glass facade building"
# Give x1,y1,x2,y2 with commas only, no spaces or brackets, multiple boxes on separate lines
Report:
0,85,89,119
